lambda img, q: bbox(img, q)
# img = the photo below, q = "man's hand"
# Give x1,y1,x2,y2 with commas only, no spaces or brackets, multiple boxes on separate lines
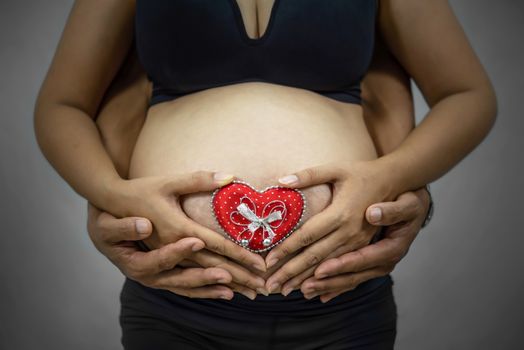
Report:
299,187,430,303
87,203,238,299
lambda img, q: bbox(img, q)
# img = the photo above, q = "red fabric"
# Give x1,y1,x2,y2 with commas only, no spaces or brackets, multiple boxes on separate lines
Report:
212,181,306,252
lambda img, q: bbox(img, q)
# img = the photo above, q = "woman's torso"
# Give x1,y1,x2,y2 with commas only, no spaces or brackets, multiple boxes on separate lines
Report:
128,0,379,282
129,82,378,280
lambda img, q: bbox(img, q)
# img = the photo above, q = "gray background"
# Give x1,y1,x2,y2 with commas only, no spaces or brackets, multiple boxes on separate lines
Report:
1,0,522,349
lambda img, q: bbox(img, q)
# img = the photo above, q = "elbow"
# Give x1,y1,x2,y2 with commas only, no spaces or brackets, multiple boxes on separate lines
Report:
478,79,498,138
33,94,51,153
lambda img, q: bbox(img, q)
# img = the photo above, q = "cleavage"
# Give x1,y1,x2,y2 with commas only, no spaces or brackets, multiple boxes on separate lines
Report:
234,0,276,39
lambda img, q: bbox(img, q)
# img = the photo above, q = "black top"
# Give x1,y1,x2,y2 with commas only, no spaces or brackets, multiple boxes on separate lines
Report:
135,0,378,107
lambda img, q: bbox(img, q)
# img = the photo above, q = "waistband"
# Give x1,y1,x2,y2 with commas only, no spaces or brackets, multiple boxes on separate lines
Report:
122,274,392,318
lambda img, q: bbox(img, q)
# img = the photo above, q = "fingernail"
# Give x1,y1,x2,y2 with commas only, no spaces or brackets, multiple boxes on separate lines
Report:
214,172,235,186
135,219,149,236
278,174,298,185
219,294,232,300
256,288,269,296
268,283,280,294
191,241,205,252
266,257,279,270
241,290,257,300
369,207,382,223
304,293,317,300
316,273,328,279
281,286,293,297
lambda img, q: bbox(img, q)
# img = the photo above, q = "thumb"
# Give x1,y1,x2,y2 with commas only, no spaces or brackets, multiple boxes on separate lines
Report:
165,170,236,195
277,162,343,188
366,194,418,226
96,212,153,244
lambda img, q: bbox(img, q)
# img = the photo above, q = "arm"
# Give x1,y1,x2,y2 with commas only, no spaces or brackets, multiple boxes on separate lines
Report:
34,0,265,270
277,31,431,298
94,42,151,179
264,0,496,292
34,0,135,210
374,0,497,194
362,26,415,156
87,48,264,299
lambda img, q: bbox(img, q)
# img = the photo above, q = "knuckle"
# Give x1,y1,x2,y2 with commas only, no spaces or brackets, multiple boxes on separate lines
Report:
303,167,317,183
190,170,207,187
118,220,135,237
299,233,315,247
279,244,292,257
157,254,175,271
344,275,357,288
173,278,190,289
224,243,247,263
306,253,321,267
137,276,154,288
390,205,402,221
128,260,147,279
334,210,350,226
281,271,294,282
208,239,226,255
388,250,404,265
338,210,351,224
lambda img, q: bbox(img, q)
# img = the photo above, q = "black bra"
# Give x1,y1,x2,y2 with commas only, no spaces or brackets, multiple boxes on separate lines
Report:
135,0,378,107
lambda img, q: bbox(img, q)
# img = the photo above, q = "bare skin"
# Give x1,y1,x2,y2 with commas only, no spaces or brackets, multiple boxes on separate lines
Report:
87,21,428,300
35,0,496,298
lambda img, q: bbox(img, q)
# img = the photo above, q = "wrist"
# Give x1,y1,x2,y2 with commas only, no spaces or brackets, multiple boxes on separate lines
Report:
354,158,399,202
103,177,133,217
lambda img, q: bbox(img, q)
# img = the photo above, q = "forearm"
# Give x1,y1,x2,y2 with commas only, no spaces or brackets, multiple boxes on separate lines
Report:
370,0,498,199
375,87,497,197
95,51,151,179
362,30,415,157
34,104,123,213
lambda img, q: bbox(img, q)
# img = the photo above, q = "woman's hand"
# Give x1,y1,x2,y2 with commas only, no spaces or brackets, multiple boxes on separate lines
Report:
109,170,267,272
275,188,430,298
87,203,238,299
300,188,430,302
264,160,394,293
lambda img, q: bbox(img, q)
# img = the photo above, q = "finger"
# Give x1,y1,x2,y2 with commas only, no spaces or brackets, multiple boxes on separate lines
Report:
265,231,343,293
191,250,266,290
280,265,316,296
169,285,235,300
314,237,400,278
180,216,267,272
126,237,205,277
302,267,391,300
97,211,153,243
228,282,257,300
164,170,236,196
265,204,341,269
366,191,420,226
276,162,345,188
154,267,232,289
318,291,343,303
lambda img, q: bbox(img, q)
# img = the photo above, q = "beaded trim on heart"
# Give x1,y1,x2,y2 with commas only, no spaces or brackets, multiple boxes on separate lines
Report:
210,179,307,253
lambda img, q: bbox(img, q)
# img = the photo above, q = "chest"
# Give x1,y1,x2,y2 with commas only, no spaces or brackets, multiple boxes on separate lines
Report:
135,0,378,95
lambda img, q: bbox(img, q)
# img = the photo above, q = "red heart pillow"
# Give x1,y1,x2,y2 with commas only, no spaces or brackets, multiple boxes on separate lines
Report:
211,180,307,253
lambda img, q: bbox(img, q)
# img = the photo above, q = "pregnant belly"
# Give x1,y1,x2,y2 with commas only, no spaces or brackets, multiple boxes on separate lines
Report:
128,82,377,279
